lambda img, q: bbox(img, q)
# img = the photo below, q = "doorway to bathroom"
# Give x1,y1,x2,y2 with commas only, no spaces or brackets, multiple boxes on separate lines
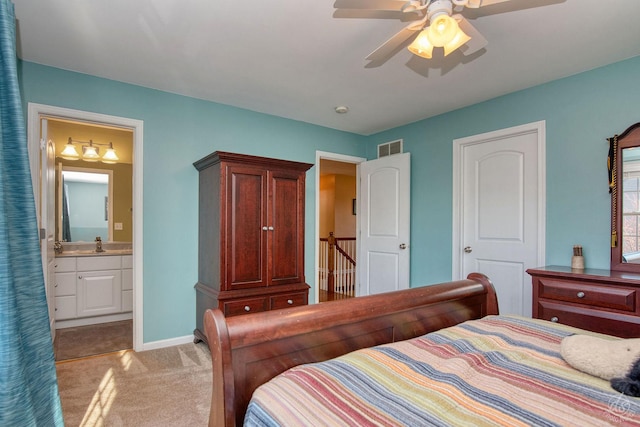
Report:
27,103,144,357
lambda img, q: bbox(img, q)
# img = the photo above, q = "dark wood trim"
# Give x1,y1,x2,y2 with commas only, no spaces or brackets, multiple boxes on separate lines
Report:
204,273,498,427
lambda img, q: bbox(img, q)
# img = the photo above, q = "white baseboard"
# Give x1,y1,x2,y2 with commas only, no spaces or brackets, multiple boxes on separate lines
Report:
141,334,196,352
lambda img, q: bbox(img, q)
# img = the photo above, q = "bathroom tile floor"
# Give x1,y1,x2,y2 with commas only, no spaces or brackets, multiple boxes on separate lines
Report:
54,320,132,361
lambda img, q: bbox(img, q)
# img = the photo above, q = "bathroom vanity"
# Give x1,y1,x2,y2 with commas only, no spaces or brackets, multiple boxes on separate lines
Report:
54,249,133,328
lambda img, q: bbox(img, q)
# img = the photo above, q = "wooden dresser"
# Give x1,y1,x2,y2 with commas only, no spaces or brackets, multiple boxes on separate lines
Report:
193,151,313,343
528,266,640,338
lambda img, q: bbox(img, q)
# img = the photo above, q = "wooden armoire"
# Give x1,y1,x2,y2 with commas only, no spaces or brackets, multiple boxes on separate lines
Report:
193,151,312,343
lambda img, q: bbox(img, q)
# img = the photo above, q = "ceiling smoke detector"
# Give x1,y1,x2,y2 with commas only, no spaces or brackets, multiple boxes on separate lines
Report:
335,106,349,114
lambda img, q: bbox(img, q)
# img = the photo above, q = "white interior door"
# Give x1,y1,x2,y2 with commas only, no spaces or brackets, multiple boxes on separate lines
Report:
359,153,410,296
453,122,545,317
40,118,57,338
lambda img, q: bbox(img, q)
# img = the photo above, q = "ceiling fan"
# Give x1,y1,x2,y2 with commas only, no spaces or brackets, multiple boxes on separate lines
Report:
334,0,511,61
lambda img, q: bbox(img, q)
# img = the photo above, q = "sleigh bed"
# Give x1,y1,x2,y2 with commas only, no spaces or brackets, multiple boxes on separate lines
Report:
203,273,640,426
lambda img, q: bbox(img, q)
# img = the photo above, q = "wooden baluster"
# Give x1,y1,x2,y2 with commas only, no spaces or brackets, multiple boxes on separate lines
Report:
328,232,335,295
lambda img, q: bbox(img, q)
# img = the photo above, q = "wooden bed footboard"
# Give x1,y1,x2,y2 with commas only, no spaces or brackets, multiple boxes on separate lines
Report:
203,273,498,427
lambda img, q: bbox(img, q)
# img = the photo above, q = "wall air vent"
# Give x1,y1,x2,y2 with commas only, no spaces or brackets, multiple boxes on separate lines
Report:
378,139,403,158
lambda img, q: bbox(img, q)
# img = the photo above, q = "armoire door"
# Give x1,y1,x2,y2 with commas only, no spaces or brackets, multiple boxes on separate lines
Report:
268,168,306,286
225,164,268,290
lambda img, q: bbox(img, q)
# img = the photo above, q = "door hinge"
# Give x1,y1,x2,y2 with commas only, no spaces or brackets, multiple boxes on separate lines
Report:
40,139,46,150
40,228,46,240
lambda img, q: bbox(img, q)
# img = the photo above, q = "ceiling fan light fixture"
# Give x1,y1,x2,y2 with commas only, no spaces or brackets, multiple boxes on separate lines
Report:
443,26,471,56
407,30,434,59
427,13,459,47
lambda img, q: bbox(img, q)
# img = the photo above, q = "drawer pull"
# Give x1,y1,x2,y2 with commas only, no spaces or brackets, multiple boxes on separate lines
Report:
287,299,293,305
576,291,585,298
244,305,251,312
550,316,559,323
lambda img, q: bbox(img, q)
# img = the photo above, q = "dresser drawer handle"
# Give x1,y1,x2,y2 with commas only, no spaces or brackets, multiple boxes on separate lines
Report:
550,316,559,323
244,305,251,312
576,291,585,298
287,299,293,305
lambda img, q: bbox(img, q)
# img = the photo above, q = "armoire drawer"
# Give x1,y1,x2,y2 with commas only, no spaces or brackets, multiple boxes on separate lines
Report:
270,292,307,310
537,278,636,312
223,297,268,317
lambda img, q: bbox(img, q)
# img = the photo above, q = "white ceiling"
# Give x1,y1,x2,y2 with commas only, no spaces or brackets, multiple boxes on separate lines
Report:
11,0,640,136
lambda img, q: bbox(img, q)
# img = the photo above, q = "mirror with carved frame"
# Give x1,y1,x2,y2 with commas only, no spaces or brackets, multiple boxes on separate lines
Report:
610,122,640,272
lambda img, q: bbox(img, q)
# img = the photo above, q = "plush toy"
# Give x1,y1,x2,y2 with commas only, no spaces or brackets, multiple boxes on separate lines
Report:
611,358,640,397
561,334,640,396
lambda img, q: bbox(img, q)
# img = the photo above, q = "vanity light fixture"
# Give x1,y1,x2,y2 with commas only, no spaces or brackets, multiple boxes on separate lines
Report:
62,137,120,164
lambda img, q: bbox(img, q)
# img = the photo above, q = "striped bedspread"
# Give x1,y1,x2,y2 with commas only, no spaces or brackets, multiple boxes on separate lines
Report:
244,315,640,426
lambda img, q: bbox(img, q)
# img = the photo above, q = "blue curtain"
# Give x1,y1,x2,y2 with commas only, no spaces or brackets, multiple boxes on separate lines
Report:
0,1,64,425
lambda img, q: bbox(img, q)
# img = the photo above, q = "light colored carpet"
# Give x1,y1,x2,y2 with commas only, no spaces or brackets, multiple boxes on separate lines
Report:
56,342,212,426
55,320,133,361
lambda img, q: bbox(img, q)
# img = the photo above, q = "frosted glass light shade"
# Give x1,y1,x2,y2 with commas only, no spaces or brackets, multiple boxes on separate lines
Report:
407,30,434,59
61,141,80,160
427,14,458,47
443,27,471,56
82,143,100,162
102,143,119,164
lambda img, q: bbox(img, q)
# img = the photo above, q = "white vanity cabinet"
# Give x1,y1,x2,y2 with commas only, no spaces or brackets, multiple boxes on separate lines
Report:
54,257,77,320
121,255,133,312
54,254,133,326
76,256,122,318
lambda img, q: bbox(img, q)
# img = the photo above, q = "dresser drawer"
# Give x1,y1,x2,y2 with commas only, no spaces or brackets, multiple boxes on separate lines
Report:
223,297,268,317
55,296,77,320
54,257,76,273
537,278,636,312
55,272,76,296
537,301,640,338
270,292,307,310
77,255,121,271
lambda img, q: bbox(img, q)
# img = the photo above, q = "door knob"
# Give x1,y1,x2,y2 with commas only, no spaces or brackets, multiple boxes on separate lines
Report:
399,243,407,249
464,246,472,253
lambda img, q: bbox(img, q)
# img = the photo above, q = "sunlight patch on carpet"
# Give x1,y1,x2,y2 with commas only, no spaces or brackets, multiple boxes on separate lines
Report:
81,368,117,426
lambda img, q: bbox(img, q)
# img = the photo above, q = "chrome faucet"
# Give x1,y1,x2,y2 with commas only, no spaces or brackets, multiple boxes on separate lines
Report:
95,236,104,253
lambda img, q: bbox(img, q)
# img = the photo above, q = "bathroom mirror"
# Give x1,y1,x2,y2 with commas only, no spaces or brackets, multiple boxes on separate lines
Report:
610,122,640,272
58,166,113,242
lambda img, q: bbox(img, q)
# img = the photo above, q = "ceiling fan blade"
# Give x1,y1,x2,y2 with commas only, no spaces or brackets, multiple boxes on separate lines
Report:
466,0,511,8
455,16,488,55
365,21,423,61
334,0,422,11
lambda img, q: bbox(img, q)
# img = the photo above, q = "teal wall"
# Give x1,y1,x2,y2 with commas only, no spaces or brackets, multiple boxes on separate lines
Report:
19,61,366,343
18,56,640,344
367,55,640,285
